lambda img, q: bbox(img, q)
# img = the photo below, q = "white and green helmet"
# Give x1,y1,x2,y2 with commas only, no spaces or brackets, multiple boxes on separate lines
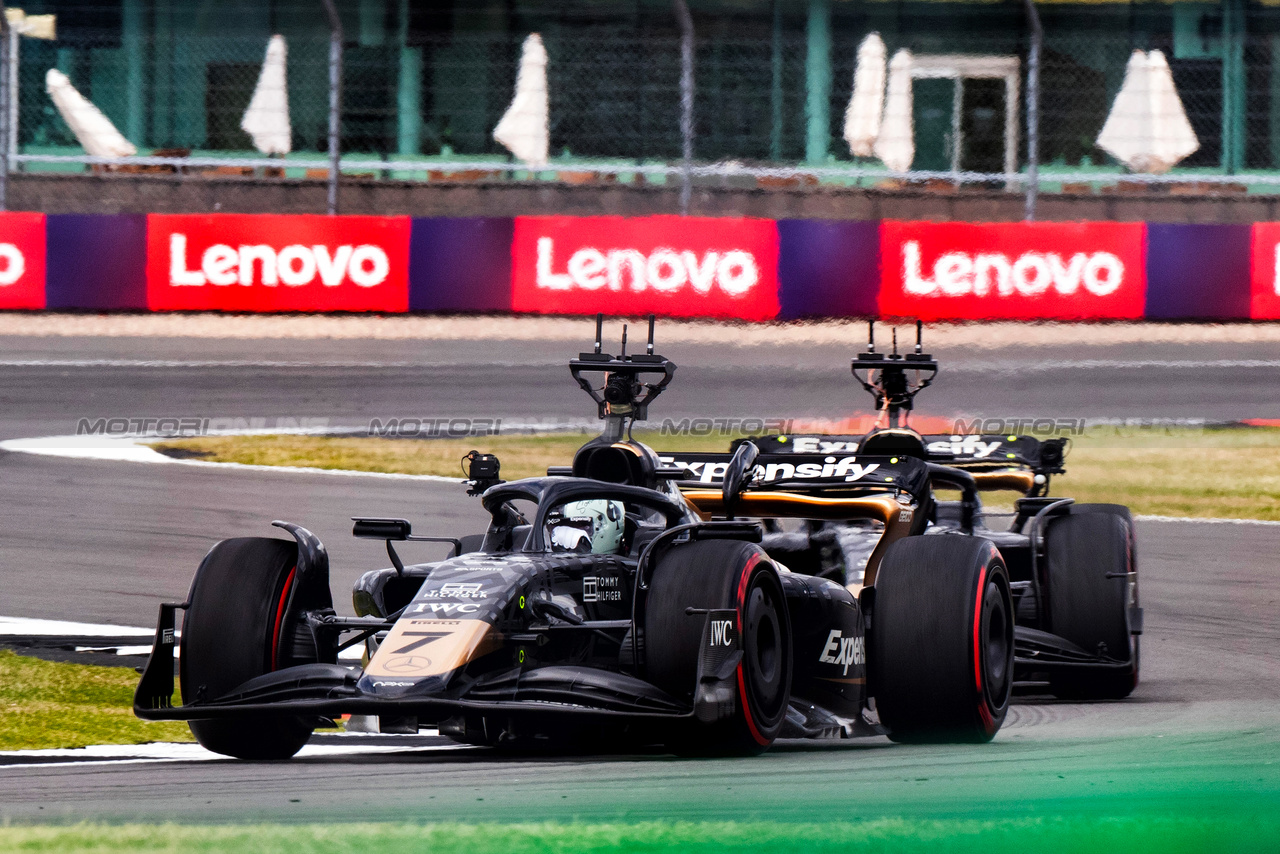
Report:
546,499,625,554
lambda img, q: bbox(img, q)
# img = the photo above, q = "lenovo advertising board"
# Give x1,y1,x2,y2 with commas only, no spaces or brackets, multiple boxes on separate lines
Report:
1248,223,1280,319
0,211,46,310
879,221,1147,321
146,214,411,312
511,215,781,320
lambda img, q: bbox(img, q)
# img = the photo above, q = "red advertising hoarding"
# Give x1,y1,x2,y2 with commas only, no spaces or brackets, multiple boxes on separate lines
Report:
879,221,1147,321
146,214,411,312
511,215,781,320
0,212,46,310
1249,223,1280,319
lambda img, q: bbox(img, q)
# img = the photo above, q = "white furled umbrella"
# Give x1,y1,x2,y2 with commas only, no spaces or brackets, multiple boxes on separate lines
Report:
45,69,137,158
241,34,291,155
493,33,549,167
844,33,886,158
1096,49,1198,174
874,49,915,173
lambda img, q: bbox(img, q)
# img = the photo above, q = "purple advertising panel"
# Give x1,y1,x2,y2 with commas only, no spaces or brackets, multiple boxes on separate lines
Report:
26,214,1267,320
777,219,880,319
45,214,148,309
1145,223,1251,320
410,217,514,312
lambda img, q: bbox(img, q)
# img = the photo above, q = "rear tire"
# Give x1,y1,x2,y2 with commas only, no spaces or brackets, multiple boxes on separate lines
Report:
1045,511,1139,700
870,535,1014,743
646,539,792,756
180,537,315,760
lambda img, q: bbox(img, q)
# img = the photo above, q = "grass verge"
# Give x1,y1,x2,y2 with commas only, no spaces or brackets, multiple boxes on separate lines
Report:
1,818,1278,854
155,427,1280,521
0,650,191,750
152,430,737,482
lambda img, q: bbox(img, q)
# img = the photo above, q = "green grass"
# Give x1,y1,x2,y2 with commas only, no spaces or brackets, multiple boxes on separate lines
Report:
0,650,192,750
1,818,1278,854
1053,426,1280,520
155,426,1280,521
152,430,739,482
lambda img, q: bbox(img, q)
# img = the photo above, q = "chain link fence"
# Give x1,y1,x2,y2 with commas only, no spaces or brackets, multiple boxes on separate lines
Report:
5,1,1280,198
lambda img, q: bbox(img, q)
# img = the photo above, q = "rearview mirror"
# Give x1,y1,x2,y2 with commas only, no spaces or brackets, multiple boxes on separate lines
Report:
352,517,412,541
722,441,760,518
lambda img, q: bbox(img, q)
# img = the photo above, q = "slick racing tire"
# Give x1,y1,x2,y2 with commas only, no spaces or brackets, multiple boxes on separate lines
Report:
1045,511,1139,700
646,539,792,756
1069,504,1136,559
870,535,1014,743
180,537,315,760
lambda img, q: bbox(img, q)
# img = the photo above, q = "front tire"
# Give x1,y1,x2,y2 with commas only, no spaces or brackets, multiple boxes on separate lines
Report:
646,539,792,755
180,537,315,760
870,535,1014,743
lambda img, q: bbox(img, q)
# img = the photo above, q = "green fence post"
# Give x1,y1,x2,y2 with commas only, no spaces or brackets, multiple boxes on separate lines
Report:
123,0,144,146
396,0,422,157
804,0,831,164
1221,0,1246,174
770,0,784,162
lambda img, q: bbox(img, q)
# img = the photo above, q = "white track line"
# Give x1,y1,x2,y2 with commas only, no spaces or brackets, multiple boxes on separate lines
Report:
0,434,464,483
947,359,1280,373
0,616,154,637
1135,514,1280,527
2,358,1280,372
0,615,363,661
0,740,466,770
0,359,540,369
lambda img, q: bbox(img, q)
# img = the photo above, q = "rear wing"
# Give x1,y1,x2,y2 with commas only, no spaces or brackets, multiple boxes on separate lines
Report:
660,451,930,499
736,433,1066,474
921,434,1065,471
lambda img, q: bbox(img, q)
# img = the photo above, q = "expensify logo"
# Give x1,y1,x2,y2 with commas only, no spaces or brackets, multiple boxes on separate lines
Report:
664,455,882,484
167,234,390,288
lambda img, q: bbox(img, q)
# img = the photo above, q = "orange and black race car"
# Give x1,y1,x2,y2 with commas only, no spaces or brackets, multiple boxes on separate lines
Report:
673,322,1141,702
134,319,1016,759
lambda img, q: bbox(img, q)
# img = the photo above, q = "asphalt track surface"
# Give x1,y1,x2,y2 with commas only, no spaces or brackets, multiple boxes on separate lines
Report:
0,333,1278,824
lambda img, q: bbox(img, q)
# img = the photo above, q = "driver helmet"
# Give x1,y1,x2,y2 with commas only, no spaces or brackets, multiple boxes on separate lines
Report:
546,499,625,554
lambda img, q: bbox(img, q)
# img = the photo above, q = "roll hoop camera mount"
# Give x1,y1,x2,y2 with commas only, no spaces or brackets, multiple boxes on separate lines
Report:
853,320,939,430
571,313,677,443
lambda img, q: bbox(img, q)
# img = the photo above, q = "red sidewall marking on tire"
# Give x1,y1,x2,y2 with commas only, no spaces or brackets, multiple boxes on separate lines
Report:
271,565,297,672
972,564,994,732
735,552,770,747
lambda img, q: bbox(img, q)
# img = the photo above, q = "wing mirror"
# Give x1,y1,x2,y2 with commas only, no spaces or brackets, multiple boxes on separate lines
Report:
721,441,760,519
352,517,413,541
351,517,462,575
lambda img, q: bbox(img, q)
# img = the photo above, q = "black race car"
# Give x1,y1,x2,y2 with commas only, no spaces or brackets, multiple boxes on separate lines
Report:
668,322,1141,701
135,318,1015,759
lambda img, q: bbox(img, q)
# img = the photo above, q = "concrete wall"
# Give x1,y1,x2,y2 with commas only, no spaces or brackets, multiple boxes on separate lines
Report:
9,173,1280,223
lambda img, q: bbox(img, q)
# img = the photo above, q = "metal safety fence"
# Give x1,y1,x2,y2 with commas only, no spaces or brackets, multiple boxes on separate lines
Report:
1,0,1280,217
